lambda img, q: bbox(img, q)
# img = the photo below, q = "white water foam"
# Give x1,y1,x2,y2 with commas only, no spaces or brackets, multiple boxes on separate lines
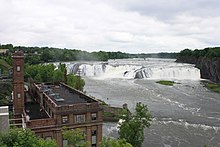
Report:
155,93,201,115
136,66,200,80
158,119,220,132
68,59,201,80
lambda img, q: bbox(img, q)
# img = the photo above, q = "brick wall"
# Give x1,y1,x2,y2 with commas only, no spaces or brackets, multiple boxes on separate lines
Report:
12,51,24,115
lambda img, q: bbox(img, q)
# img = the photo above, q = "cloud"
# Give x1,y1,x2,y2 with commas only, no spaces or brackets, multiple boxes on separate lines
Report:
101,0,220,19
0,0,220,53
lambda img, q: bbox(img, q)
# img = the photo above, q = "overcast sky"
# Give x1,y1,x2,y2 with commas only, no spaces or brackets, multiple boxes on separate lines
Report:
0,0,220,53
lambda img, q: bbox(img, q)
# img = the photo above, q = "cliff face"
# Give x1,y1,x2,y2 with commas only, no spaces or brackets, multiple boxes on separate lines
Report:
197,58,220,82
176,57,220,83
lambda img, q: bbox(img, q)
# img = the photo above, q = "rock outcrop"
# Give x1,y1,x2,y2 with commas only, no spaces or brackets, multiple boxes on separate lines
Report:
176,57,220,83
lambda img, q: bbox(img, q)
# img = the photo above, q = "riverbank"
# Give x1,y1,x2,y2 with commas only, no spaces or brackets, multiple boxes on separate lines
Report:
203,81,220,93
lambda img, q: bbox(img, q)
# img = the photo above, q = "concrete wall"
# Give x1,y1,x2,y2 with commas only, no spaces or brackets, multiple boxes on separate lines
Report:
0,106,9,132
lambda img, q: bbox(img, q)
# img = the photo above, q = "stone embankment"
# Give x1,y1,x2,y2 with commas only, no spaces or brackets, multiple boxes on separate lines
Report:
102,104,130,122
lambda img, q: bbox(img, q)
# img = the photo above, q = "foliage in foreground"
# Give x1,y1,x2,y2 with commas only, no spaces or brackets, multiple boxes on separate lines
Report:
0,127,133,147
118,102,152,147
100,137,132,147
0,128,57,147
62,128,132,147
156,80,175,86
62,128,88,147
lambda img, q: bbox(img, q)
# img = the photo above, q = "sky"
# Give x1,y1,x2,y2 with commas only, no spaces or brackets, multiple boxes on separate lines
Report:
0,0,220,53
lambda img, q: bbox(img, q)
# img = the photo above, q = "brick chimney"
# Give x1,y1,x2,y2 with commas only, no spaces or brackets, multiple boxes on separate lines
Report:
12,51,24,116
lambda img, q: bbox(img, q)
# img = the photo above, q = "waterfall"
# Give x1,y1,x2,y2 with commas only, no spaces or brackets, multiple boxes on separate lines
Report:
67,59,201,80
134,66,200,80
66,63,80,74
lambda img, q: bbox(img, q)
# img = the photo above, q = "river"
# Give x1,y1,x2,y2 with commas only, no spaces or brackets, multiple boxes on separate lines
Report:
67,58,220,147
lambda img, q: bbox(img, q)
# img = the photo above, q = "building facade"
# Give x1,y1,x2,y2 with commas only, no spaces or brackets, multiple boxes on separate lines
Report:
12,51,103,147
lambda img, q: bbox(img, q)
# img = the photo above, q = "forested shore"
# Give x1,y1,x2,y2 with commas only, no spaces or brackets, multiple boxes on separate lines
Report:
0,44,177,64
176,47,220,83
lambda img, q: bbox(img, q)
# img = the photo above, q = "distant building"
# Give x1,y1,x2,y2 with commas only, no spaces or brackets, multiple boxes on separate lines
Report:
12,51,103,147
0,49,9,55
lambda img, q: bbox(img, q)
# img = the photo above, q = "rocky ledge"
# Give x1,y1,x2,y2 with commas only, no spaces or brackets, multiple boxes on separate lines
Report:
176,57,220,83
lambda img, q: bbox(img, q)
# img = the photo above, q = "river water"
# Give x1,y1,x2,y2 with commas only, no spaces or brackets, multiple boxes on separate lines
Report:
67,58,220,147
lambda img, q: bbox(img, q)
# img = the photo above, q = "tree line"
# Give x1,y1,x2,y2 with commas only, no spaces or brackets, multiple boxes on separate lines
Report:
178,47,220,58
0,44,178,65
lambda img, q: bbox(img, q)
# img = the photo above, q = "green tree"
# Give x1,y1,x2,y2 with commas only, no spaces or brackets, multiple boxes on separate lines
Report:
40,50,52,62
25,54,41,64
0,82,12,105
0,44,14,52
118,102,152,147
25,64,56,83
38,138,58,147
100,137,132,147
35,73,43,82
25,64,85,90
62,128,88,147
179,49,192,57
53,69,65,82
39,64,55,82
58,63,67,83
0,128,57,147
67,74,85,91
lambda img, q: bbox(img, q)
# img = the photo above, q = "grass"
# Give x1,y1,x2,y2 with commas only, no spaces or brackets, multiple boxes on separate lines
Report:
205,82,220,93
156,80,175,86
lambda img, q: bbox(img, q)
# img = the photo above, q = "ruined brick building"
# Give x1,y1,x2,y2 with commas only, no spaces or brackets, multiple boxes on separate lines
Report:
12,51,103,147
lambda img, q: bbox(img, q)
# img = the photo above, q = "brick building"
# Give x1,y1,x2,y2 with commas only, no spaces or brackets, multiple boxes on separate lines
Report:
12,51,24,117
12,51,103,147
